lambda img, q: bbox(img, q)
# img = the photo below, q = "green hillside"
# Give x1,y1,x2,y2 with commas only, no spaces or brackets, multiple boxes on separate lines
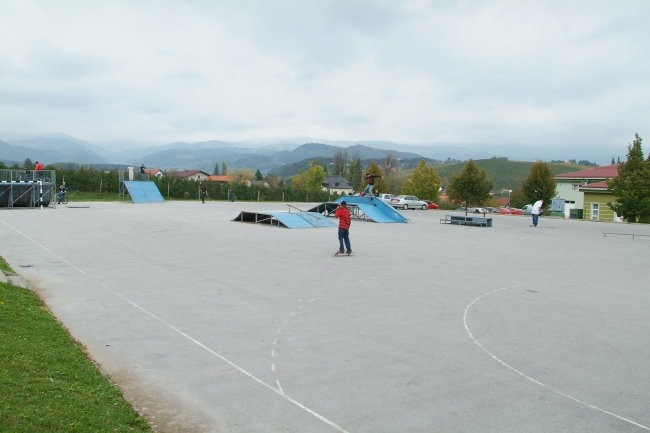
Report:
388,157,589,194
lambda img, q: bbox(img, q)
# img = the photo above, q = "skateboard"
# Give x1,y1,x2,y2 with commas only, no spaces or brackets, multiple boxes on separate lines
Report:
334,251,352,256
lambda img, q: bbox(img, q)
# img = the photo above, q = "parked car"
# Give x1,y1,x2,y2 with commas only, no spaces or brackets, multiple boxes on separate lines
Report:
424,200,439,209
455,206,487,214
521,204,533,215
508,207,523,215
390,195,428,210
376,193,395,205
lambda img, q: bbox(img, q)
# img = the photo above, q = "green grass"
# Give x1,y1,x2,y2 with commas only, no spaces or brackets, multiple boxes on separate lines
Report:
0,261,152,433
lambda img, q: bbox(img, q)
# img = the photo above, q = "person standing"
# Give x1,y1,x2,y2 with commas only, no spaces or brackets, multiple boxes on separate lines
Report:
34,161,44,180
140,164,146,180
362,172,381,197
200,184,208,204
334,201,352,256
57,181,67,204
531,199,544,227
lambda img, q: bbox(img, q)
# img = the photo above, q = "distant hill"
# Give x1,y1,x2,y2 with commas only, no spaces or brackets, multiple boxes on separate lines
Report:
0,134,107,165
430,158,590,192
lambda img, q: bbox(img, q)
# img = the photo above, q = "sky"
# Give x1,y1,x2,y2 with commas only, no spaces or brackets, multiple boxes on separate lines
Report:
0,0,648,155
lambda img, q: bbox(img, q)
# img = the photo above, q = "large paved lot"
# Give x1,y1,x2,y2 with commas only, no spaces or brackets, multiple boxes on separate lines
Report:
1,201,649,433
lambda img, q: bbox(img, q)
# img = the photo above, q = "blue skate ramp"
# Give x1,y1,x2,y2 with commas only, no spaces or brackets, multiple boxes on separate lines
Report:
234,210,336,229
123,181,164,203
308,196,408,223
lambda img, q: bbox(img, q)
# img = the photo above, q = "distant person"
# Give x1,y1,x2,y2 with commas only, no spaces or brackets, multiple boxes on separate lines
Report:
34,161,44,180
140,164,146,180
57,181,67,204
531,199,544,227
229,191,235,202
334,201,352,256
200,184,208,204
362,172,381,197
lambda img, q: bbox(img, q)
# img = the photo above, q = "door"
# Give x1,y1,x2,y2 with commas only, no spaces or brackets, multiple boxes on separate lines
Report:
591,203,599,221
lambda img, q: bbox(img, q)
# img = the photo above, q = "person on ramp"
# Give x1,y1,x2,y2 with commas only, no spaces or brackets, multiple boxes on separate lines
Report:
362,172,381,197
334,201,352,256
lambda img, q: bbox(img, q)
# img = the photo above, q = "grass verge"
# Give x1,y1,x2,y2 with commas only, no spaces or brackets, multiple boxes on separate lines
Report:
0,260,152,433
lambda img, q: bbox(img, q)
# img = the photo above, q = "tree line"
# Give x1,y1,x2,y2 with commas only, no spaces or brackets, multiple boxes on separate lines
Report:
2,134,648,222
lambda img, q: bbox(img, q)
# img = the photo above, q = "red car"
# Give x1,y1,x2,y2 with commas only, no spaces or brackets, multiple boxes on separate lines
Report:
499,207,522,215
424,200,439,209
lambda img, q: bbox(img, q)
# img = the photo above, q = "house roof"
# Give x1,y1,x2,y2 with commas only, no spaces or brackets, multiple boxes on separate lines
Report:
208,175,232,182
171,170,210,178
579,181,610,190
323,175,353,189
555,165,618,180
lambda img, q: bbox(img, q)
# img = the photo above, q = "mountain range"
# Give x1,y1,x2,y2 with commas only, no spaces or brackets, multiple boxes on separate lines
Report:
0,133,615,174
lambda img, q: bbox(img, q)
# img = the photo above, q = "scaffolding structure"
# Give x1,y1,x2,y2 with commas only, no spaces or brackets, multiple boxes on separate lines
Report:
0,169,57,208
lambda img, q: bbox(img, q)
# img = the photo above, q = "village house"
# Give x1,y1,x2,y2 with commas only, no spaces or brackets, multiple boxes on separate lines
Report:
554,165,619,220
169,170,211,181
322,175,354,195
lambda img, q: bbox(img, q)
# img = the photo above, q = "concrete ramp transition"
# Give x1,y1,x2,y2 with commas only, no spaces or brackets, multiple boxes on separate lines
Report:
308,196,408,223
123,181,164,203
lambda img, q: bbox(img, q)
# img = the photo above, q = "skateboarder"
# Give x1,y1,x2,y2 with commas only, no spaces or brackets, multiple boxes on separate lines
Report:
362,172,381,197
334,201,352,256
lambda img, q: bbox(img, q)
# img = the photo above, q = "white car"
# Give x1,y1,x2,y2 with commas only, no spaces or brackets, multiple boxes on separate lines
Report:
390,195,428,210
376,193,395,205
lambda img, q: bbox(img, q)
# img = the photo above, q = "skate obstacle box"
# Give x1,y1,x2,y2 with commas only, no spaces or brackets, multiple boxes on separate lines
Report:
233,206,336,229
122,181,164,203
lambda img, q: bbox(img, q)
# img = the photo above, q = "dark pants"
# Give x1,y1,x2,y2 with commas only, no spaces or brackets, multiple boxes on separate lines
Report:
532,213,539,226
338,228,351,253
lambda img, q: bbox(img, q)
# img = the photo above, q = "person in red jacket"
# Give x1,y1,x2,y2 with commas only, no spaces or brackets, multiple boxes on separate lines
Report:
334,201,352,256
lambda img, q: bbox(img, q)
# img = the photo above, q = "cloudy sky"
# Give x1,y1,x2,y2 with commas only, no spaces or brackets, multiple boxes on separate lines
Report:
1,0,648,154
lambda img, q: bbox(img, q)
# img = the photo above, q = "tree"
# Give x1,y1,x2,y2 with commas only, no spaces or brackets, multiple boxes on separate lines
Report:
609,134,650,223
292,162,326,193
332,151,348,177
400,160,441,200
221,162,228,175
447,160,493,207
520,161,556,209
382,152,399,176
213,163,220,175
348,156,362,191
229,168,254,185
255,169,263,181
305,162,326,193
23,158,33,169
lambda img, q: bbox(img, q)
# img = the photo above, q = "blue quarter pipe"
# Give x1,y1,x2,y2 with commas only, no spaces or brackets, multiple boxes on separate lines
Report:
123,181,164,203
308,196,408,223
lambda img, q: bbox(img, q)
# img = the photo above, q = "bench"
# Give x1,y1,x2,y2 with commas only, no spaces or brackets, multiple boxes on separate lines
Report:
441,215,492,227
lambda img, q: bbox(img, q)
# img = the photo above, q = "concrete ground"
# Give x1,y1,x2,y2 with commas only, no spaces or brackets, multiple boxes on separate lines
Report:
1,201,649,433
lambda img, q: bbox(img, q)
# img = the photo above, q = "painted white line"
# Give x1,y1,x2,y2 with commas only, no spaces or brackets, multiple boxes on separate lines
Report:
276,379,284,395
1,219,351,433
463,287,649,431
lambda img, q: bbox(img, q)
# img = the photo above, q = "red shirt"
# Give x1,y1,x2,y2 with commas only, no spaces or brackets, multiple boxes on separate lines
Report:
335,206,351,230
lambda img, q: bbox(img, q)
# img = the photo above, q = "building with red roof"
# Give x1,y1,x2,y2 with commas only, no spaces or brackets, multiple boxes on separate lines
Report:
554,165,619,221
